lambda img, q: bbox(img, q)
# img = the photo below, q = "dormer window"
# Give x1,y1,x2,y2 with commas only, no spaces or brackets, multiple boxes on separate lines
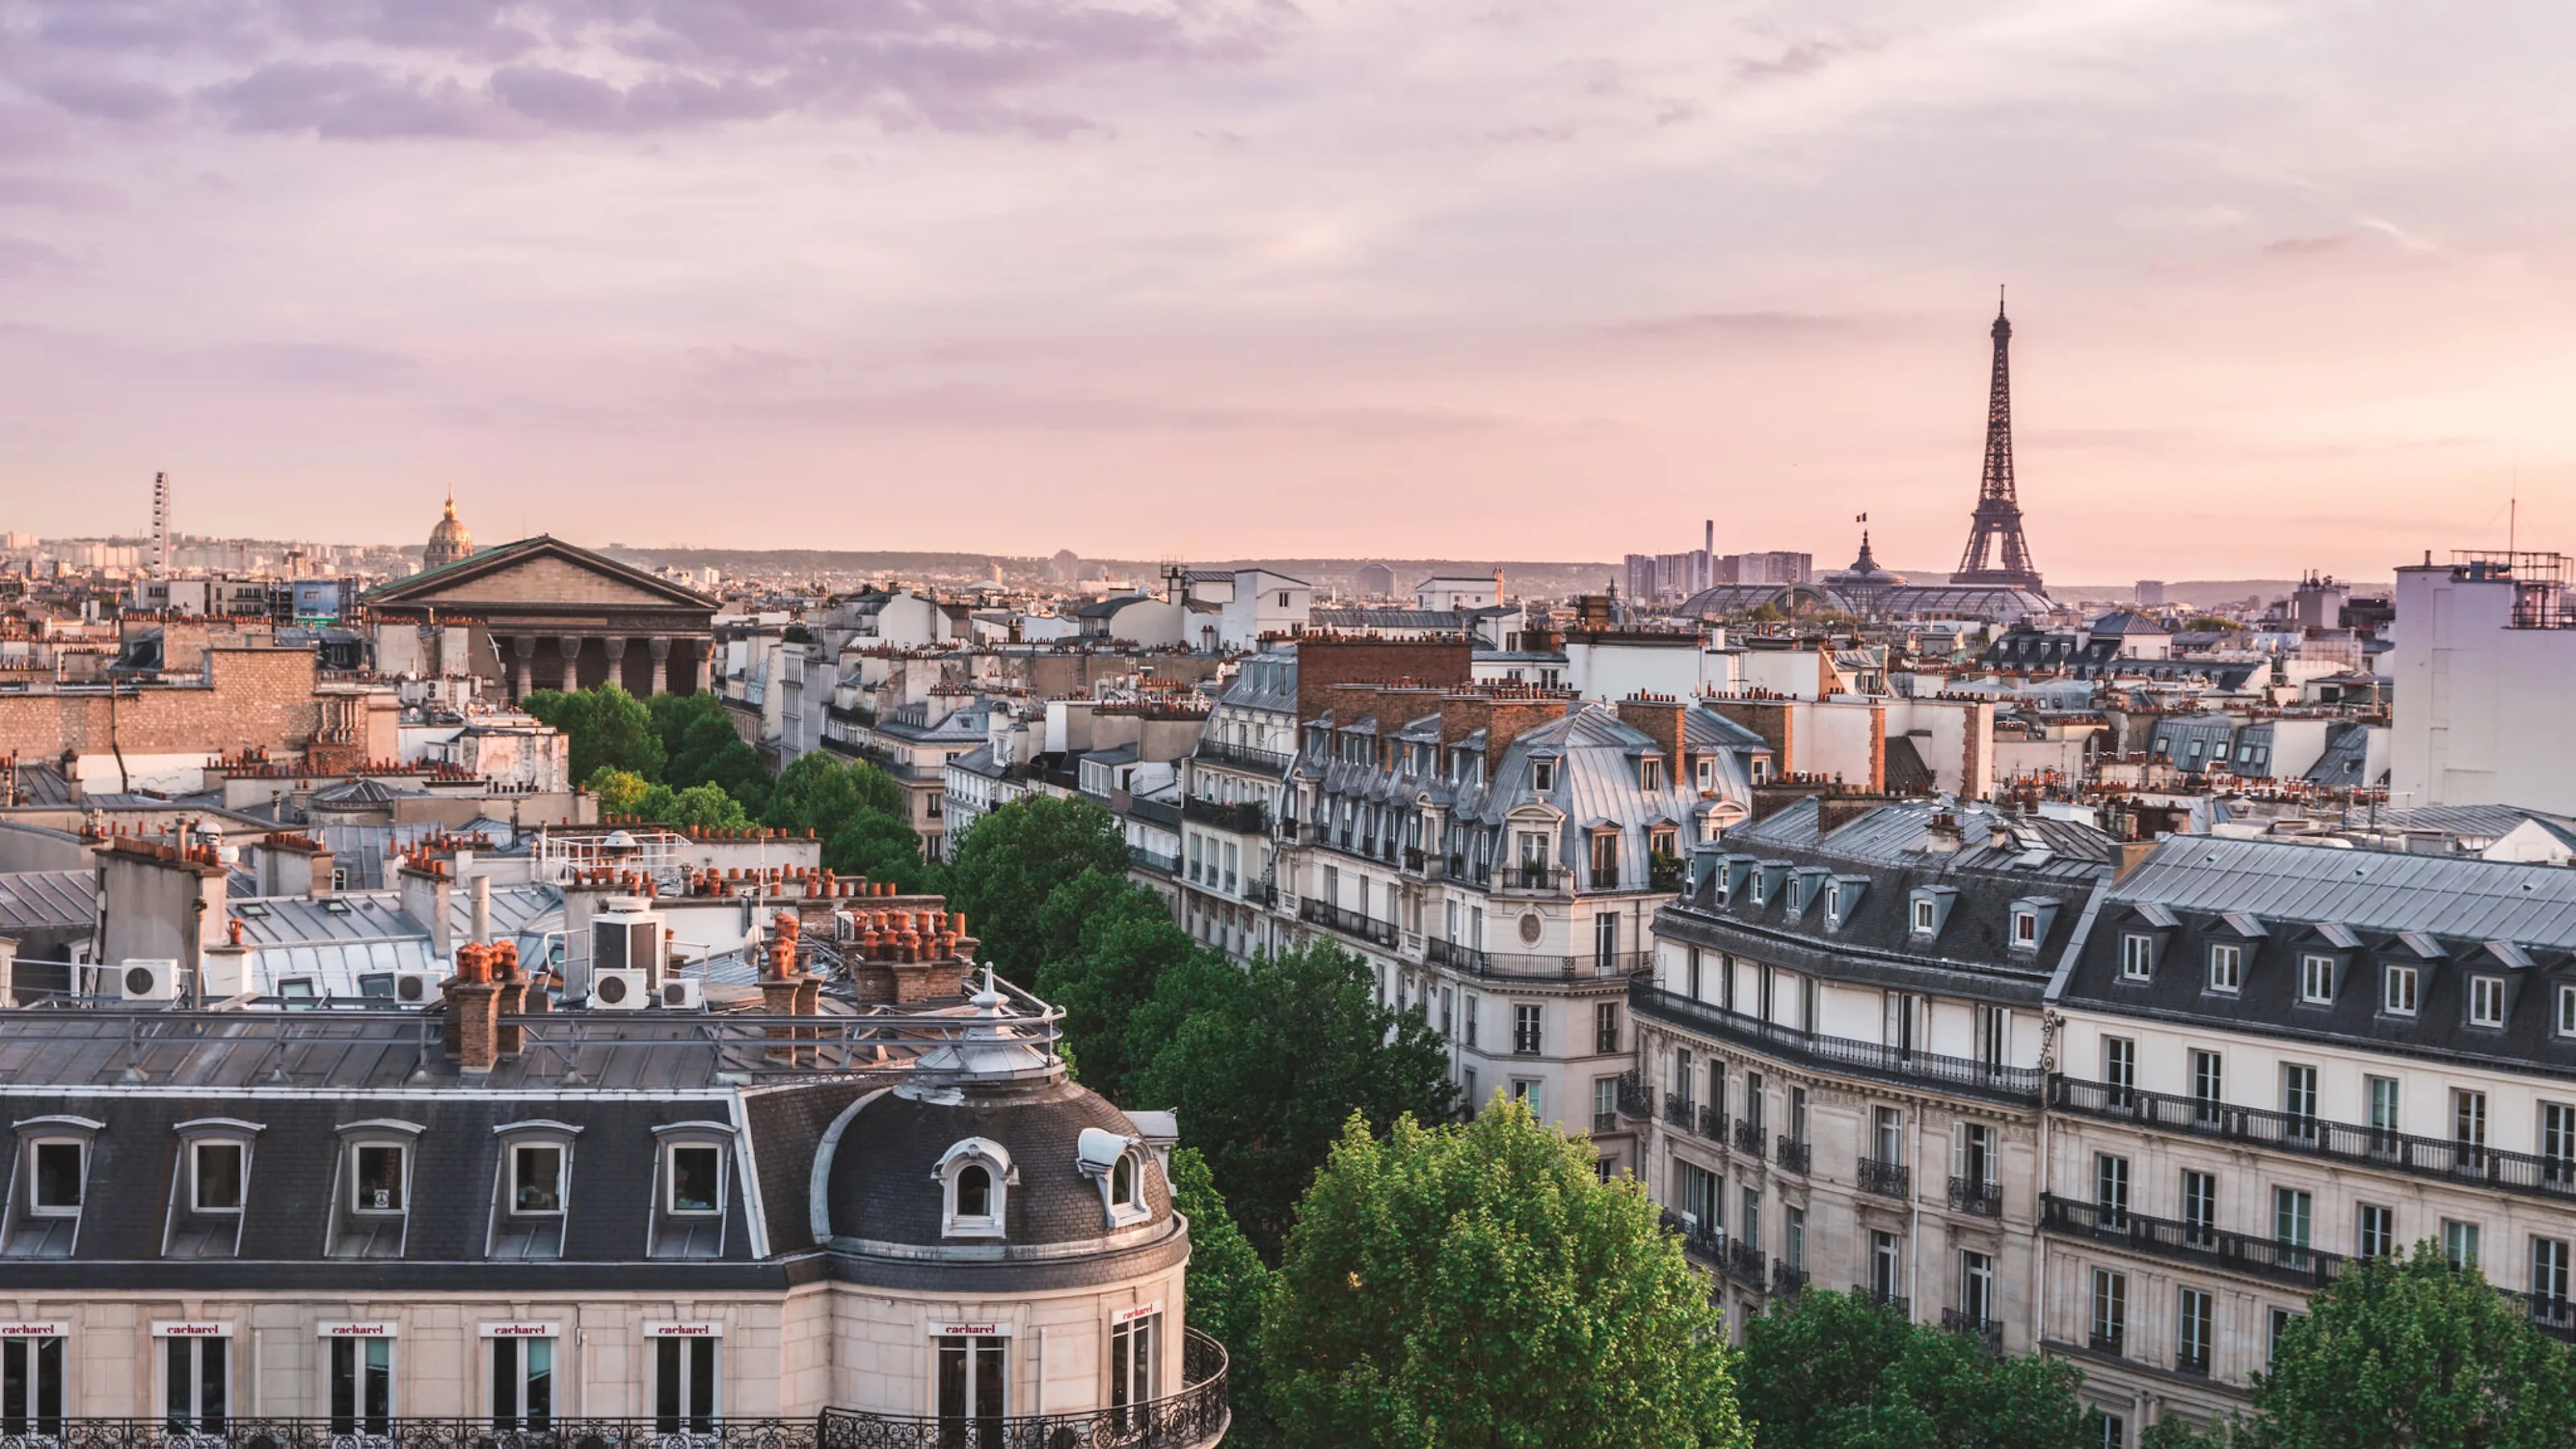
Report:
2012,910,2038,947
2120,934,2153,980
1750,872,1768,906
669,1146,722,1215
2300,954,2335,1005
2470,976,2506,1028
647,1124,733,1261
353,1144,407,1213
2207,944,2242,993
1750,756,1773,784
27,1142,82,1217
1695,758,1715,791
193,1141,246,1212
1914,899,1936,934
1824,881,1840,920
1640,757,1666,791
937,1138,1015,1240
328,1121,423,1259
1079,1128,1151,1229
514,1146,564,1213
1532,759,1556,793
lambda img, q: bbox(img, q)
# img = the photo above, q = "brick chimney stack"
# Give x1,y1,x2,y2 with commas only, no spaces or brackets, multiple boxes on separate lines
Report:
444,942,504,1074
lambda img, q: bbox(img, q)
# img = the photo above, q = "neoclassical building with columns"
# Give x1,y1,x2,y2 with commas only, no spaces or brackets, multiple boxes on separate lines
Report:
368,532,717,700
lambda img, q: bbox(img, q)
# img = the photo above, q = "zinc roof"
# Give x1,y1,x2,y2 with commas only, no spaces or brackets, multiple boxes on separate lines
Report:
2115,836,2576,948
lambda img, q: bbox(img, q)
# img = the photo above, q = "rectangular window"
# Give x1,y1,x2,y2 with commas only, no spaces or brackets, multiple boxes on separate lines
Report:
2384,964,2419,1016
668,1146,723,1216
1109,1311,1159,1429
2281,1063,2318,1141
351,1144,406,1214
1959,1249,1996,1326
2095,1154,2130,1225
2444,1220,2481,1269
2182,1170,2216,1247
2120,935,2153,980
1513,1004,1542,1055
1873,1106,1905,1166
2090,1269,2127,1352
27,1142,81,1216
1510,1079,1544,1117
491,1335,554,1430
1976,1005,2008,1073
2560,984,2576,1037
1463,993,1480,1050
513,1145,564,1215
2456,1089,2489,1151
2471,976,2506,1027
1593,911,1619,968
1678,1161,1720,1232
167,1336,228,1434
1686,947,1703,998
2191,1051,2223,1124
2013,908,2038,947
2276,1187,2313,1267
1740,1187,1763,1253
192,1141,245,1213
2300,954,2334,1004
2535,1238,2571,1304
2207,943,2242,993
2268,1308,2296,1366
2103,1037,2136,1097
2176,1286,2212,1373
1591,1075,1617,1127
0,1336,64,1436
1595,1002,1619,1055
2092,1411,2126,1449
654,1335,720,1435
2359,1203,2396,1258
1744,1071,1767,1135
1868,1230,1902,1302
1913,899,1935,934
2545,1104,2576,1186
330,1338,393,1435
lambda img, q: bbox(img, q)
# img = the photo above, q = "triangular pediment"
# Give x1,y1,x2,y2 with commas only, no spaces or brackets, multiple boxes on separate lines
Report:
368,536,714,611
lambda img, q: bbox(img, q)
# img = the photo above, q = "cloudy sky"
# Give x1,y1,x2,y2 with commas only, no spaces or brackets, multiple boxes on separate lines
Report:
2,0,2569,579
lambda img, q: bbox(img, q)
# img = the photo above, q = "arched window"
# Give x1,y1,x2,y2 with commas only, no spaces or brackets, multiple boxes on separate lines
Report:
935,1139,1013,1240
1110,1155,1135,1210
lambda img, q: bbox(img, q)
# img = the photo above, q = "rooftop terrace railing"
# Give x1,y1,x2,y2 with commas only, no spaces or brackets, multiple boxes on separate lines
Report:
1631,981,2044,1103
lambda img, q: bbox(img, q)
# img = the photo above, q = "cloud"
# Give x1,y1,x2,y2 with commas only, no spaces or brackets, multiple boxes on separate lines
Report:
2261,232,2352,256
1733,32,1882,82
0,233,77,276
27,0,1292,140
224,341,422,386
1600,310,1872,339
0,175,123,211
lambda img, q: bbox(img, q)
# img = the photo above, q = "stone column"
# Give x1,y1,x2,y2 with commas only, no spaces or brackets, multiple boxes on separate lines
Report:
680,638,706,695
602,635,630,694
558,635,585,692
510,635,537,704
647,637,672,695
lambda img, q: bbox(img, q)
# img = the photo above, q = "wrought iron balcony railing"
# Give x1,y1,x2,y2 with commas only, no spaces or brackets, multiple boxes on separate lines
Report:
1192,739,1292,774
1853,1285,1912,1319
1940,1309,2004,1356
1699,1104,1728,1141
2041,1193,2350,1292
1660,1208,1724,1266
1663,1091,1695,1130
1946,1174,2001,1217
1614,1068,1653,1119
1181,797,1269,834
2052,1075,2576,1204
1733,1117,1768,1159
1631,983,2045,1103
1770,1260,1809,1298
820,1328,1229,1449
1725,1238,1767,1287
1296,898,1398,947
0,1418,821,1449
1857,1157,1910,1199
1775,1137,1811,1174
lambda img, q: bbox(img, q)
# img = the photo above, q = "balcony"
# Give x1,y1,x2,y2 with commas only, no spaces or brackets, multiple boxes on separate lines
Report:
2087,1329,2126,1358
1733,1117,1768,1159
2529,1294,2576,1344
1242,880,1278,908
1858,1157,1910,1199
1940,1309,2004,1356
1183,797,1269,834
1632,982,2045,1104
820,1328,1230,1449
1296,898,1398,948
1771,1261,1809,1298
1402,846,1430,875
2052,1075,2576,1204
1776,1137,1811,1174
1614,1069,1653,1119
1592,1111,1618,1137
1129,844,1180,876
1661,1208,1725,1266
1726,1239,1768,1288
1126,796,1183,828
1422,941,1642,981
1698,1104,1728,1141
1193,738,1293,774
1496,864,1570,896
8,1420,825,1449
1946,1175,2002,1217
2040,1194,2350,1292
1664,1092,1695,1131
1853,1285,1912,1319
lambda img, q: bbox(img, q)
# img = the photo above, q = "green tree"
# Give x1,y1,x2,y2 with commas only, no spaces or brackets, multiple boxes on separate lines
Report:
1029,872,1203,1096
526,685,664,784
650,691,771,813
1168,1146,1279,1440
2244,1241,2576,1449
824,809,943,894
1125,941,1458,1258
1737,1289,2091,1449
587,766,651,818
634,782,754,832
764,753,904,840
1262,1104,1747,1449
941,795,1134,978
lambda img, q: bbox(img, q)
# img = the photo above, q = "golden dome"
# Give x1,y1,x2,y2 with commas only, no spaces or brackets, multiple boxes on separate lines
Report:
424,490,474,570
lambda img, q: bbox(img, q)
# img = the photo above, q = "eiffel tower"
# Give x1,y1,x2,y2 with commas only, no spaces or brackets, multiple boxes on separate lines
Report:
1949,291,2044,592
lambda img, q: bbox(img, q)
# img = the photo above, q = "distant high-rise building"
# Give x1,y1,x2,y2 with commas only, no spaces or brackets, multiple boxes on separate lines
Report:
2135,580,2166,607
1355,562,1395,598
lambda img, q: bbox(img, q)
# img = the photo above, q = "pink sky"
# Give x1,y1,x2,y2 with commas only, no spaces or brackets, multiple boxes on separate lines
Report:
0,0,2568,580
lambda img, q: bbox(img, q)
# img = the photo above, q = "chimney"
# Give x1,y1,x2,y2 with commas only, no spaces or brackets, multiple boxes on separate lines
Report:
93,835,229,1001
490,941,530,1059
1816,794,1885,835
444,943,504,1073
398,859,455,962
1616,694,1687,774
470,874,493,945
1923,811,1963,853
2115,840,2157,882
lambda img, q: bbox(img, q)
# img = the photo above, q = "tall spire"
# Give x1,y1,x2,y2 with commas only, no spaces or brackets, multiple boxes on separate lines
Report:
1950,289,2043,592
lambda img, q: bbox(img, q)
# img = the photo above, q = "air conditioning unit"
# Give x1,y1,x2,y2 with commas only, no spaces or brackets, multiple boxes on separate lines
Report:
593,909,666,976
393,970,440,1005
119,959,179,1003
592,968,649,1009
661,977,705,1011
